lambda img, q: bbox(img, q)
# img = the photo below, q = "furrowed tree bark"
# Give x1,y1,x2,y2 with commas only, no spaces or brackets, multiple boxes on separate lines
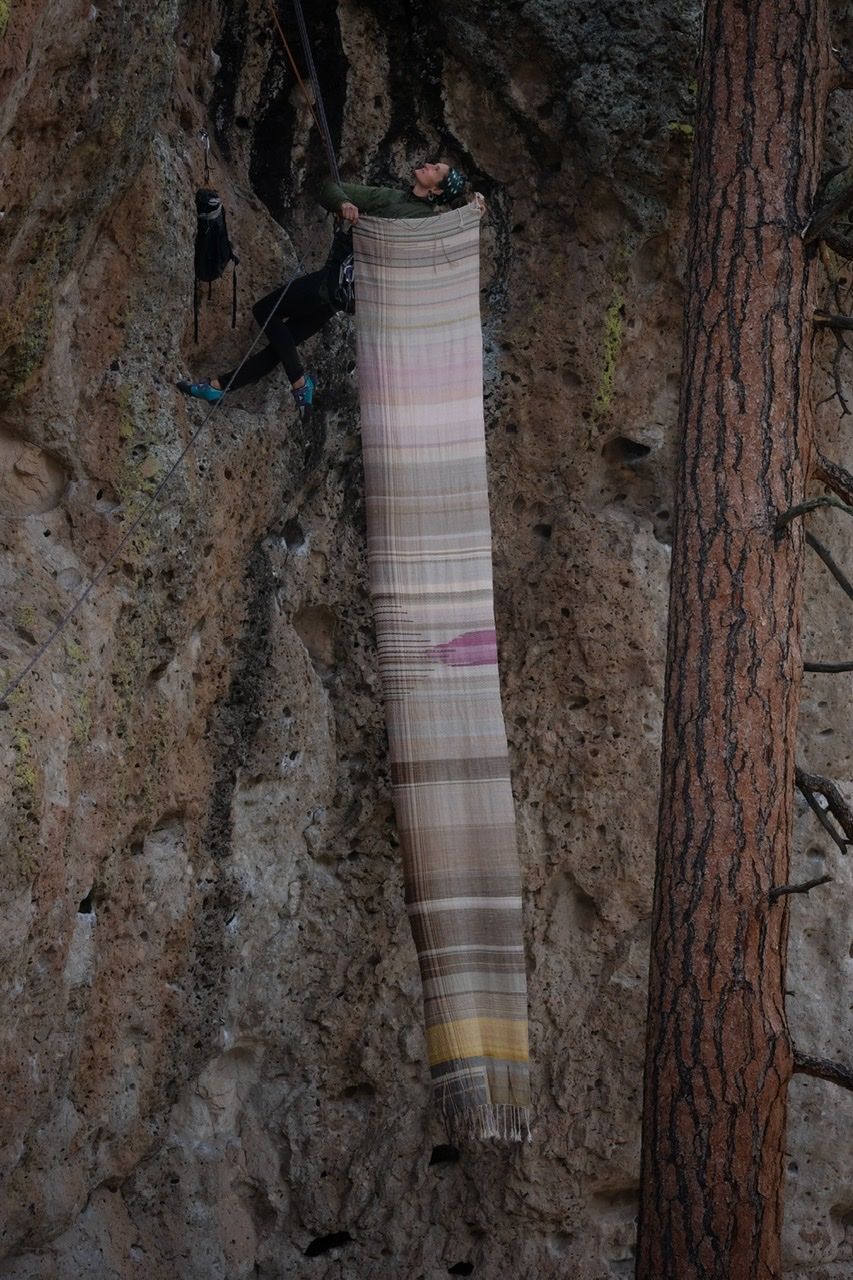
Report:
636,3,830,1279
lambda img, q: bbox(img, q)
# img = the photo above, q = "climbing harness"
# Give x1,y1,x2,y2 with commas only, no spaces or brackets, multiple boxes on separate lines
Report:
193,132,239,343
323,223,355,314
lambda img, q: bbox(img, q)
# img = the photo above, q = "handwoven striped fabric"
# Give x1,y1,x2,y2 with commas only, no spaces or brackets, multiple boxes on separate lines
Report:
353,204,531,1142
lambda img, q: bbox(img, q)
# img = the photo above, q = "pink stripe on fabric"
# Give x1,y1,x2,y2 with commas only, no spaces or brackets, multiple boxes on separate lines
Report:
431,629,499,667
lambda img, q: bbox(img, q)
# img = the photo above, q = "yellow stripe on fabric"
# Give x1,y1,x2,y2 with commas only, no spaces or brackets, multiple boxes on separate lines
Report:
426,1016,529,1065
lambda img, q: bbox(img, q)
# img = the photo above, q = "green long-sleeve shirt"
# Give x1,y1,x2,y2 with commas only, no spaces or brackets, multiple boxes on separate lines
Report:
319,179,440,219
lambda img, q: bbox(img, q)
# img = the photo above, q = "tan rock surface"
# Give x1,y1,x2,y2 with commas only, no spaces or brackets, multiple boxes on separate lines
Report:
0,1,851,1277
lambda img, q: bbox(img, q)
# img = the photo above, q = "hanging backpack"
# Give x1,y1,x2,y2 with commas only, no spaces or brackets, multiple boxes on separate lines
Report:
193,187,239,342
323,223,355,315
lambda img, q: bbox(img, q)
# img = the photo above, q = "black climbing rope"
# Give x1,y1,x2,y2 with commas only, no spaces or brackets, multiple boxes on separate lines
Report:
291,0,341,186
265,0,342,185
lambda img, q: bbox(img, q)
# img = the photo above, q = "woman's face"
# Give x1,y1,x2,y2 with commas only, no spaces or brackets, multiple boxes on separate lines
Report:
413,161,450,193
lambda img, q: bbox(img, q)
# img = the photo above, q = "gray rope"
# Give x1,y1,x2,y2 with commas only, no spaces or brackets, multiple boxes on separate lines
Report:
0,282,296,709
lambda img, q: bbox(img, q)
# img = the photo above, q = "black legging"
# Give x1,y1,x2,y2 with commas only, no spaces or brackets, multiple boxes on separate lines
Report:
219,269,337,391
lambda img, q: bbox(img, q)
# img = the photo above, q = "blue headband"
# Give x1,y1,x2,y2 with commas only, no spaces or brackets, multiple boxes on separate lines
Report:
438,168,466,200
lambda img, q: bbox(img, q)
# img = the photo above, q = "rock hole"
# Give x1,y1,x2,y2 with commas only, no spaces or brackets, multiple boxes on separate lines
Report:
533,523,552,540
448,1264,474,1276
602,436,652,465
292,604,337,676
78,888,95,914
341,1082,375,1100
304,1231,352,1257
430,1143,460,1165
283,518,306,550
568,697,589,710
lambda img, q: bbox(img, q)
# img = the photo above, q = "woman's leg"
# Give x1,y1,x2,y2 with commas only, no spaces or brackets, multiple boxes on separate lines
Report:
216,284,289,390
259,271,335,385
218,272,336,391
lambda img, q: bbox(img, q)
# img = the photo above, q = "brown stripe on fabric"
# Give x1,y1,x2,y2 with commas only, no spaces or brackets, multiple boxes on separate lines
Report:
390,756,511,786
423,990,529,1022
418,951,527,983
407,906,524,957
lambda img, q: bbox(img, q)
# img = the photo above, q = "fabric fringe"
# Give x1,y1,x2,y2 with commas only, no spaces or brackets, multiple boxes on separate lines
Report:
444,1103,532,1145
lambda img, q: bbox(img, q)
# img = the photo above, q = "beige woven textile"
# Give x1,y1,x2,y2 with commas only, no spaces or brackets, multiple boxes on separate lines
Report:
353,204,531,1141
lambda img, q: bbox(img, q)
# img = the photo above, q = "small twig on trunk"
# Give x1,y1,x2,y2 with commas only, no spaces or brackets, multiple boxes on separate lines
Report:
805,530,853,599
803,184,853,244
815,326,853,416
804,660,853,672
796,766,853,855
823,226,853,260
814,452,853,506
769,875,833,902
776,494,853,532
813,309,853,329
793,1050,853,1094
830,45,853,90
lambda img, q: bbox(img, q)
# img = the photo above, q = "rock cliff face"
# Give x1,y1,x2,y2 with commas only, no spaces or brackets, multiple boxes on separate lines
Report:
1,1,851,1277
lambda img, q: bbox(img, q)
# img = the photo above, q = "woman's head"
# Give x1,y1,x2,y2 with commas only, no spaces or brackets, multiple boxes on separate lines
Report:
412,161,466,202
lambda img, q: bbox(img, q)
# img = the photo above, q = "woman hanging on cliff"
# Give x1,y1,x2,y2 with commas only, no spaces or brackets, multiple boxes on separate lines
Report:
177,162,468,412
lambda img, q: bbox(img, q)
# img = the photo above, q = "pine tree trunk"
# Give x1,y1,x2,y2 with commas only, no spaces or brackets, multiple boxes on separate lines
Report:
636,2,830,1278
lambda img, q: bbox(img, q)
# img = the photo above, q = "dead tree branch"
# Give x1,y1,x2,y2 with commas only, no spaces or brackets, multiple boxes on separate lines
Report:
805,531,853,599
769,875,833,902
796,766,853,855
777,494,853,532
814,452,853,506
816,327,853,416
830,45,853,90
804,660,853,672
803,178,853,244
793,1051,853,1093
813,309,853,329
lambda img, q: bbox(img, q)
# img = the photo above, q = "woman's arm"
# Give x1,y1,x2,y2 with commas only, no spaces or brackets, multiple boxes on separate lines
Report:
319,180,400,222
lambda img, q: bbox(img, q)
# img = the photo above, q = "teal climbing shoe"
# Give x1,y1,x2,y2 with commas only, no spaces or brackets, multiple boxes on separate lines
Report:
292,373,315,411
177,379,223,403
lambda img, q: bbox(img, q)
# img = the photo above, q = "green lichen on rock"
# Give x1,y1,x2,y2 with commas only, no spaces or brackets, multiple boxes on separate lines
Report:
115,385,163,535
13,726,37,796
0,222,68,397
64,637,92,745
7,690,42,878
593,286,625,418
0,0,9,40
0,293,55,398
592,240,630,424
